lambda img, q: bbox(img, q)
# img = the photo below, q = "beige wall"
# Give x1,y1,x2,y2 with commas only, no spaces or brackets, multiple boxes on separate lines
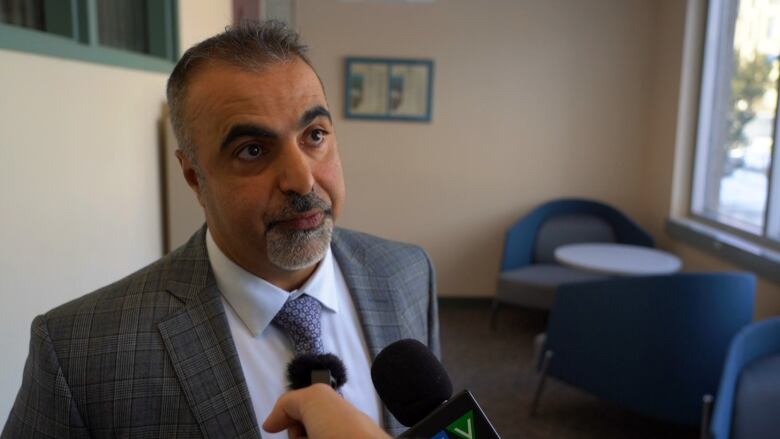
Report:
299,0,780,313
298,0,657,295
0,0,230,425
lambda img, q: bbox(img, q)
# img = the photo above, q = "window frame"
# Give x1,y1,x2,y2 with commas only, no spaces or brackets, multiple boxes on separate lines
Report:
689,0,780,252
669,0,780,284
0,0,178,73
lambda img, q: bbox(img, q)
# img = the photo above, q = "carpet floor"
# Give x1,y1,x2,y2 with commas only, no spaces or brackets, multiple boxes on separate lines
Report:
438,301,700,439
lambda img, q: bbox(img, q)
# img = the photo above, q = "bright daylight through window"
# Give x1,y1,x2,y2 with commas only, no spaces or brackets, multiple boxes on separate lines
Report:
693,0,780,241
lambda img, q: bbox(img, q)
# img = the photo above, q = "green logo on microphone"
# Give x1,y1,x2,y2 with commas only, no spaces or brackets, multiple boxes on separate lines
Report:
446,410,475,439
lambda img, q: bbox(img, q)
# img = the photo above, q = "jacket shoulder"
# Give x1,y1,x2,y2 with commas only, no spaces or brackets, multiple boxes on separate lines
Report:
333,228,431,277
43,237,199,322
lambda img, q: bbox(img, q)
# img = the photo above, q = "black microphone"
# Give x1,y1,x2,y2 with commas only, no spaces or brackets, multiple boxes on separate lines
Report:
287,353,348,390
371,339,501,439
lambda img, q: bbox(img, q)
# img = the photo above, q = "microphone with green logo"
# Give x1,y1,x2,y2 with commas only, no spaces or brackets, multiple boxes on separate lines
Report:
371,339,501,439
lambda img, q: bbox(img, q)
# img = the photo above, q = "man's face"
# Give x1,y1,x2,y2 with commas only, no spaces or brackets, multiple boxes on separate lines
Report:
179,58,345,287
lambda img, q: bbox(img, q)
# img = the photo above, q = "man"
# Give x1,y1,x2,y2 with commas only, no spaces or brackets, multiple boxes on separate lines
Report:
3,21,438,438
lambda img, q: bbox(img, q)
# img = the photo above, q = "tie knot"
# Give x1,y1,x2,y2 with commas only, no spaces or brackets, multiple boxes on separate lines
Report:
272,294,324,354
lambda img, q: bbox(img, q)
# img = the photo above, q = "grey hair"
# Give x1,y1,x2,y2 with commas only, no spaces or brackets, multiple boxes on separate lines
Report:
166,20,311,165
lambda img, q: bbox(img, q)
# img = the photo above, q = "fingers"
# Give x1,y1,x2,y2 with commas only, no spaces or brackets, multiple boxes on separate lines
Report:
263,391,303,433
263,384,390,439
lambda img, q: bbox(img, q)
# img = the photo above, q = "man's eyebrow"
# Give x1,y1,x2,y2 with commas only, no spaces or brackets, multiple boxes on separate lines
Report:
298,105,332,128
220,124,277,151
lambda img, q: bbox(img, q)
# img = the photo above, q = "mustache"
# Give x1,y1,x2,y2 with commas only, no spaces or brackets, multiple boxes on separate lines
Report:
266,192,332,229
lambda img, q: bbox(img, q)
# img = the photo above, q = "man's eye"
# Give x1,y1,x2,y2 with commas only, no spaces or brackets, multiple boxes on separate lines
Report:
308,129,327,144
236,143,265,160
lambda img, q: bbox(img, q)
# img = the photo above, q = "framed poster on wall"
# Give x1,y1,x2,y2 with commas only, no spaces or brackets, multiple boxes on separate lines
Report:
344,57,434,122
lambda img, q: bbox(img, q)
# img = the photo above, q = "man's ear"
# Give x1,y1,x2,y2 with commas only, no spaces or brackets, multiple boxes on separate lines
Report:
175,149,206,207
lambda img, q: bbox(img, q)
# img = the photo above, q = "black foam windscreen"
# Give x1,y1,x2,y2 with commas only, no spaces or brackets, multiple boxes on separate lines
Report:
287,353,348,390
371,339,453,427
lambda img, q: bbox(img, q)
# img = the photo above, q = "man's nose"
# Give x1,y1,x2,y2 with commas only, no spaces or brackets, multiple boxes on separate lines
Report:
277,141,315,195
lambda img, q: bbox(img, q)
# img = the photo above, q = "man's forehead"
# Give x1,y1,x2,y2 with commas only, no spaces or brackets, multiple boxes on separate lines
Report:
186,58,328,128
190,58,323,100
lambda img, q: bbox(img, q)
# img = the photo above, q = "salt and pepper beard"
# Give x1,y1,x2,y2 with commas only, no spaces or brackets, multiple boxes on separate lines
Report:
265,192,334,271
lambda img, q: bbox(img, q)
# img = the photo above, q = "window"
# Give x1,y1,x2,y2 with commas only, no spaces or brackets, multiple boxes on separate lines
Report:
0,0,178,73
97,0,151,54
692,0,780,244
0,0,45,32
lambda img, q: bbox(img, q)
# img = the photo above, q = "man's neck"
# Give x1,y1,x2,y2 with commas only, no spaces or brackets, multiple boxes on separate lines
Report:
208,229,319,292
259,263,318,292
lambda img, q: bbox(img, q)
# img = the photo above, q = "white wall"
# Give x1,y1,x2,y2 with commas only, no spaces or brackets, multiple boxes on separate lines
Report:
0,0,231,425
0,51,167,425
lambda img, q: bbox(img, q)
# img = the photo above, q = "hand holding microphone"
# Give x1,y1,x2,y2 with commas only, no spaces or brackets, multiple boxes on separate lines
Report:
263,383,391,439
264,353,389,438
266,340,502,439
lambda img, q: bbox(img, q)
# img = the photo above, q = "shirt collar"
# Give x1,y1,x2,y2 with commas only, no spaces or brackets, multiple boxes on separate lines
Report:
295,243,339,314
205,229,338,337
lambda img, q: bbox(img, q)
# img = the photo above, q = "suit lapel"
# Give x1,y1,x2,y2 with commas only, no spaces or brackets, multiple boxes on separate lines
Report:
157,227,261,439
332,229,404,357
331,229,407,436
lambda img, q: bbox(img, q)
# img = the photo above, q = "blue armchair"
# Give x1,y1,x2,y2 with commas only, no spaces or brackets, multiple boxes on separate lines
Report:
532,273,755,426
492,198,653,326
708,317,780,439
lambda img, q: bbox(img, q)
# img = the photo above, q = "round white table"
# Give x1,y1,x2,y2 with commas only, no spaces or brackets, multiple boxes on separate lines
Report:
554,243,682,276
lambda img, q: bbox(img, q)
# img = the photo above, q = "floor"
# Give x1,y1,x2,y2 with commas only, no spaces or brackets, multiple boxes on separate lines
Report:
438,300,700,439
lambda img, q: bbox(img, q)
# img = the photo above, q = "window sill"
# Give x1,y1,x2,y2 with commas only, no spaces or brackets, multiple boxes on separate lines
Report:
666,217,780,284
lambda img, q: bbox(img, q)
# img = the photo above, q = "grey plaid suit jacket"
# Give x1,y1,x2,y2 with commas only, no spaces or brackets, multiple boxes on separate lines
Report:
2,226,439,438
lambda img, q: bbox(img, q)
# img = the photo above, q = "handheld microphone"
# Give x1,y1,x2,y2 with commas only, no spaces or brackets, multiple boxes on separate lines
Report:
287,353,348,390
371,339,501,439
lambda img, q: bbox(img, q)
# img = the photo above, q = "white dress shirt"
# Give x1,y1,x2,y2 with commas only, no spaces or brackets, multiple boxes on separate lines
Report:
205,230,383,438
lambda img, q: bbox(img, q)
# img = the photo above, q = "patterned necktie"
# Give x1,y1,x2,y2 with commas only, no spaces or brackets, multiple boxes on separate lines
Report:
272,294,324,354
